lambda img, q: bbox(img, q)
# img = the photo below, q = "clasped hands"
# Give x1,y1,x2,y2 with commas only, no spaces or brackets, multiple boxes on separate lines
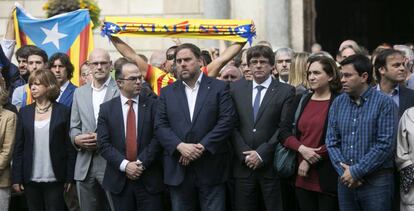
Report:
125,160,144,180
177,143,205,166
243,150,262,170
340,162,362,189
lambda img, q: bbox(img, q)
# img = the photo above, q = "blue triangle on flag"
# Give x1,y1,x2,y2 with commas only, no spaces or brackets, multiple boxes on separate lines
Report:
16,8,90,57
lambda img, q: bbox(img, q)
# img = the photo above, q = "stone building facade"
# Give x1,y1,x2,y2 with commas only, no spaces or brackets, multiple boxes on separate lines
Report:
0,0,306,59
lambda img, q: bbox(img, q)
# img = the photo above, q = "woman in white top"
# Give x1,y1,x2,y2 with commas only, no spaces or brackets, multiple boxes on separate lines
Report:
11,69,76,211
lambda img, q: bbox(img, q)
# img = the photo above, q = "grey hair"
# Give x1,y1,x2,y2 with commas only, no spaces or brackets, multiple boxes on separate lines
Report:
274,47,294,59
394,45,414,60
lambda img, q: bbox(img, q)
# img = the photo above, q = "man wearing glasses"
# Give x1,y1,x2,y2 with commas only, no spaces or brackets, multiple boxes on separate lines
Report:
70,48,119,211
97,62,163,211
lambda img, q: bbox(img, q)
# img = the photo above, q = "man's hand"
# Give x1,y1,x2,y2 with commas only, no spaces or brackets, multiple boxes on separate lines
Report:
243,151,262,170
125,161,144,180
177,143,204,161
12,184,24,193
74,133,97,151
179,156,191,166
298,160,310,177
64,183,73,193
340,163,362,188
298,145,321,164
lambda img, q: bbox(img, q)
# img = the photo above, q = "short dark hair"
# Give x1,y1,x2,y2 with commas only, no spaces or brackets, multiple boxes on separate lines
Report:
166,45,178,57
28,47,48,63
307,56,342,93
340,54,373,84
15,45,42,59
115,61,138,80
246,45,275,66
174,43,201,59
374,49,404,81
48,53,74,80
201,50,212,66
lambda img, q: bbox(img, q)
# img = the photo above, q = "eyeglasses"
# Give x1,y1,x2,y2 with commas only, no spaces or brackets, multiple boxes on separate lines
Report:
89,61,110,67
249,59,270,66
166,54,175,60
118,76,143,82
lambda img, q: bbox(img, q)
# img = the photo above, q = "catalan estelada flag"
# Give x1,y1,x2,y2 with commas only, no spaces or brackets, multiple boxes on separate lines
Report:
102,17,255,45
14,4,94,86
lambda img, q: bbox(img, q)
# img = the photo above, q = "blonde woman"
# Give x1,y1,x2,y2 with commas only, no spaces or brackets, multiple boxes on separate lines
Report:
289,52,310,94
0,76,17,210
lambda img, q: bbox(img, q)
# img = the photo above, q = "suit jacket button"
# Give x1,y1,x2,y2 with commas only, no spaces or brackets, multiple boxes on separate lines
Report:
253,129,256,132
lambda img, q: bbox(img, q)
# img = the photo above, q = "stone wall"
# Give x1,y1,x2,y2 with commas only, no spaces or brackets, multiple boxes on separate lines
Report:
0,0,304,62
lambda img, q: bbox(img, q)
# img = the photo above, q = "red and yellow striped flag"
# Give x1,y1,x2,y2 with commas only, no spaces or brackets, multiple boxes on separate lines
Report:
14,5,94,86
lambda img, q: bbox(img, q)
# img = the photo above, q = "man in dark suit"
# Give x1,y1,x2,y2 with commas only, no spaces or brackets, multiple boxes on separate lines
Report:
374,49,414,211
155,43,235,211
374,49,414,117
48,52,77,108
230,45,295,211
97,62,163,211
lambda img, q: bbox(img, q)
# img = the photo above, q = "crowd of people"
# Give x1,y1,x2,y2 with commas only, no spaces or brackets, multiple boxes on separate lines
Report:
1,12,414,211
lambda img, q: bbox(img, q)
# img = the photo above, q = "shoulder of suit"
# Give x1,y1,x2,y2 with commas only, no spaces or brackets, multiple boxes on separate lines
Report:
0,108,16,120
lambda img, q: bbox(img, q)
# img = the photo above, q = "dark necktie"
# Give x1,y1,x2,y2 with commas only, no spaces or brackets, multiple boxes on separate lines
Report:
126,100,137,161
253,85,264,121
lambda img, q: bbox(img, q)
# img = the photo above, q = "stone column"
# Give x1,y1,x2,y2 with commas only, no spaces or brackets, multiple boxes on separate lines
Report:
202,0,230,48
266,0,290,49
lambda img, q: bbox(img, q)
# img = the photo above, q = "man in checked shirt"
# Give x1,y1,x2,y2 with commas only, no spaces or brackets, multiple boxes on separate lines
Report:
326,54,398,211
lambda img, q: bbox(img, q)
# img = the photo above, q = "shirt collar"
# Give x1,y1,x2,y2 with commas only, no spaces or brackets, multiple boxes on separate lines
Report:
60,81,69,92
120,93,139,105
253,75,272,89
91,76,111,91
349,86,373,106
182,72,203,89
376,84,399,96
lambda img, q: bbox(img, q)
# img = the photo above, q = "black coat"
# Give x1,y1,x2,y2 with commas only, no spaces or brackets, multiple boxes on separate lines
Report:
279,92,339,194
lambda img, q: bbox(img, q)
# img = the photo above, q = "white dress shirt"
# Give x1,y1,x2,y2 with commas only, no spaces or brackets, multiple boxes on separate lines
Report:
91,76,111,123
119,94,141,172
250,76,272,162
56,80,69,102
252,75,272,107
183,73,203,122
1,39,16,60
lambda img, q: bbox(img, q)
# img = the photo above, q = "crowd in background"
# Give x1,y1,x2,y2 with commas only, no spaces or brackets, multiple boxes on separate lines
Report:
1,9,414,211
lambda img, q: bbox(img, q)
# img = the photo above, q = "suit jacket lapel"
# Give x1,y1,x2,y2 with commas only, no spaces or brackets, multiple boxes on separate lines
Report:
104,78,118,102
173,82,192,125
254,79,279,125
192,76,211,124
49,103,58,144
85,85,96,128
28,104,35,145
243,80,254,124
113,97,125,144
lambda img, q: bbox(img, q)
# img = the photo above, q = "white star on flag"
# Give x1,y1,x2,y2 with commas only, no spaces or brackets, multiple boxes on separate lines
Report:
41,23,67,49
238,27,247,33
108,24,117,32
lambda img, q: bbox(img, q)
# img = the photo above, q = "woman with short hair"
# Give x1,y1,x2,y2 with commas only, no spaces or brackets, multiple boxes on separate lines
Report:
11,69,76,211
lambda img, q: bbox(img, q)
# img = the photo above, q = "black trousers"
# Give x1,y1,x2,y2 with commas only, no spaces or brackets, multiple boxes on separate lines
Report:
234,173,283,211
296,187,339,211
24,181,66,211
111,179,163,211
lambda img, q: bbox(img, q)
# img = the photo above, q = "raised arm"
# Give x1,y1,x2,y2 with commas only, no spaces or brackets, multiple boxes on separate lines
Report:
109,36,149,76
206,41,246,77
2,8,16,60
